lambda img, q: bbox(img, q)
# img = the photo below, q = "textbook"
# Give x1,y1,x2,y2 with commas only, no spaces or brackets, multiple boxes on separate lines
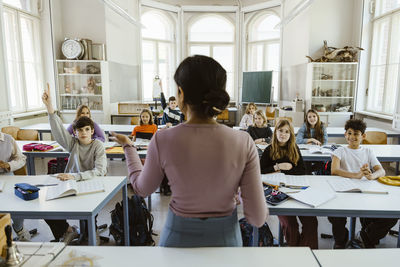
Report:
327,178,388,194
45,180,105,201
261,173,310,189
289,183,336,208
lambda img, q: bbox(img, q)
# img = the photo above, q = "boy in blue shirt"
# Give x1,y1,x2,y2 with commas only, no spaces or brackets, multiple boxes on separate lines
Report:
329,119,397,248
161,95,183,127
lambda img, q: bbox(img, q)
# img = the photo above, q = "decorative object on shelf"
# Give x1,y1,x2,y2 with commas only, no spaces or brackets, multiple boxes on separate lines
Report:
61,38,84,60
320,73,333,80
92,43,106,60
80,39,93,60
65,82,74,94
87,77,97,94
306,40,363,62
81,64,100,74
64,66,80,74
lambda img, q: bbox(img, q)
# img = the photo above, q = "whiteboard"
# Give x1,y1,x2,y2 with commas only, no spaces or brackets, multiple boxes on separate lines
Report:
108,61,140,102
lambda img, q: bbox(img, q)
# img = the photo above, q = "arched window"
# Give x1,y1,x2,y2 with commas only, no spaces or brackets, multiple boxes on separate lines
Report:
188,15,235,99
141,10,176,101
247,12,281,102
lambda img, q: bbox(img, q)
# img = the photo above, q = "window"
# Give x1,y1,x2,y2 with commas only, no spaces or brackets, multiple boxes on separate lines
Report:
366,0,400,115
2,4,43,113
187,15,235,100
246,12,281,102
141,9,176,101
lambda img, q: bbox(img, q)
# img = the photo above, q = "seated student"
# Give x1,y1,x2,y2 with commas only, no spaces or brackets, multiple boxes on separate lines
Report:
329,119,397,249
42,86,107,244
0,132,30,241
239,103,256,129
130,109,157,141
260,119,318,249
67,105,106,142
296,109,328,145
161,96,184,127
247,110,273,145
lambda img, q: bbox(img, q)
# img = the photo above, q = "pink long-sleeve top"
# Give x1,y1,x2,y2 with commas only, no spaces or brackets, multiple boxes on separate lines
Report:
123,123,268,227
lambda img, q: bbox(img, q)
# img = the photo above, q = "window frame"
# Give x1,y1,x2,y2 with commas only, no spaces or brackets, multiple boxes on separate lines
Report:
366,2,400,116
245,10,281,103
186,13,236,100
140,7,177,102
2,3,44,114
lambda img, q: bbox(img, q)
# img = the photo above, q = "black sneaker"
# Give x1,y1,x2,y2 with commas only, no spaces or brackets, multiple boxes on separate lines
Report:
348,231,366,249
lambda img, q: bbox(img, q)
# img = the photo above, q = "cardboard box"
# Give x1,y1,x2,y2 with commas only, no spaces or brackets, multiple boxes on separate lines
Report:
0,213,11,257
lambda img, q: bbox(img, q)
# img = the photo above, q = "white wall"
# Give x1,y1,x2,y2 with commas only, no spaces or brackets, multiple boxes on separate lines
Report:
0,2,10,114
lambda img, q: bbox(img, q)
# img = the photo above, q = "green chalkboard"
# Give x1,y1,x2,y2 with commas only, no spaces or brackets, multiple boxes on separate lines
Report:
241,71,273,104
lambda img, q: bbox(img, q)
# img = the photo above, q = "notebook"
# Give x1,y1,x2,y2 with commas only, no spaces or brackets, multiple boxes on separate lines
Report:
134,138,150,149
308,146,334,155
261,173,310,189
45,180,105,201
289,183,336,208
327,178,389,194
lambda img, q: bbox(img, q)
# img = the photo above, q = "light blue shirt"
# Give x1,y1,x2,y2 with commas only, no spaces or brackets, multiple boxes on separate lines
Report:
296,123,328,145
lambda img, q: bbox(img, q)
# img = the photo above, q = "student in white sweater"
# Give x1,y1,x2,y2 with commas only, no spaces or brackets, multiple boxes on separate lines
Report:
42,86,107,243
0,132,30,241
239,102,256,129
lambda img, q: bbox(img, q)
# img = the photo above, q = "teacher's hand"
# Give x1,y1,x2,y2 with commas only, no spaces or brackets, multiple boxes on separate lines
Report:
109,131,133,146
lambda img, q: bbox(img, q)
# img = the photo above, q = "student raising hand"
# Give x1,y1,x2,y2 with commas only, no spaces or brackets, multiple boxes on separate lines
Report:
42,83,55,114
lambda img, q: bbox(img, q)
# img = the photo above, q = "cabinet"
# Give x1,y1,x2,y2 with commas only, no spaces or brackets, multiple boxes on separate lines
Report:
305,63,358,126
56,60,110,123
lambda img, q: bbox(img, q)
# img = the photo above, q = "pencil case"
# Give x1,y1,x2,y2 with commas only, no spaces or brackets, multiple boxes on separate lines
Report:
22,143,54,151
14,183,40,201
263,184,289,206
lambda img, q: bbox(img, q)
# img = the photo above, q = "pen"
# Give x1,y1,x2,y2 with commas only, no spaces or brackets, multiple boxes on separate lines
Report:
34,184,59,187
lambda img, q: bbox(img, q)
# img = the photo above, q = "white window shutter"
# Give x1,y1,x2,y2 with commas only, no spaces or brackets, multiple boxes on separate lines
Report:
393,63,400,131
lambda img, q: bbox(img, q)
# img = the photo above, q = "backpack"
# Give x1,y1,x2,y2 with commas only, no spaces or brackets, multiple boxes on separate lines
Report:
159,177,171,196
239,218,274,247
109,195,155,246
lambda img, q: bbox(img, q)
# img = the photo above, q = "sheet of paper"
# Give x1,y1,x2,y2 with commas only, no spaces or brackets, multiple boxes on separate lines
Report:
284,175,310,187
290,182,336,207
327,178,388,193
76,180,105,195
261,173,286,186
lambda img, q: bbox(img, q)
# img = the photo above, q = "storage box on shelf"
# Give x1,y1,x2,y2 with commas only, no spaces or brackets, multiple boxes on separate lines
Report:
305,63,358,126
56,60,110,123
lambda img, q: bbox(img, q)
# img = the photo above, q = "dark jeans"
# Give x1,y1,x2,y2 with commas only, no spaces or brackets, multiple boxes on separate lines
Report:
278,215,318,249
328,217,398,248
45,220,69,240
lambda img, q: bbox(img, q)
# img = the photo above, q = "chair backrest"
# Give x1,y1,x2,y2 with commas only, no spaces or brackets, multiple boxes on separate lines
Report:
265,107,276,119
1,126,20,140
362,131,387,144
13,166,27,175
17,129,39,141
216,109,229,121
131,116,140,125
275,117,293,126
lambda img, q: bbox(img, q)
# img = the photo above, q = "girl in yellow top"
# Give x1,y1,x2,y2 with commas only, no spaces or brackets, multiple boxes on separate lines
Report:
131,109,157,141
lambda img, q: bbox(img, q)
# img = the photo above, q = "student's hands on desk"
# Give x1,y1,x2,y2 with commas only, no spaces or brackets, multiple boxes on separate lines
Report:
56,173,74,181
307,138,321,146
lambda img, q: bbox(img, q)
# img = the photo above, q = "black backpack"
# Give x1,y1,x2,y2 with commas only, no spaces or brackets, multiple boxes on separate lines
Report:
109,195,155,246
239,218,274,247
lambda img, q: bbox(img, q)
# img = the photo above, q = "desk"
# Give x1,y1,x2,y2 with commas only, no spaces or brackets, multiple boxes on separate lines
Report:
21,123,134,139
313,248,400,267
48,246,319,267
234,126,400,142
0,175,129,246
268,175,400,247
17,141,146,175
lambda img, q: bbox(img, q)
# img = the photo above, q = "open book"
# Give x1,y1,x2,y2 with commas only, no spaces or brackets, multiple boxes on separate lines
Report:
261,173,309,189
134,138,150,149
308,146,335,155
289,183,336,208
327,178,388,194
46,180,105,201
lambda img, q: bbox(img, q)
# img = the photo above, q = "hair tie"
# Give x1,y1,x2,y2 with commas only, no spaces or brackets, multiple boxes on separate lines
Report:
212,106,222,113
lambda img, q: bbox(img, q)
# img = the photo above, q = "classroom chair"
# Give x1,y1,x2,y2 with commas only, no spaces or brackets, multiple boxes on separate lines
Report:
1,126,20,139
17,129,39,141
217,109,234,126
362,131,387,144
275,117,292,126
265,106,276,125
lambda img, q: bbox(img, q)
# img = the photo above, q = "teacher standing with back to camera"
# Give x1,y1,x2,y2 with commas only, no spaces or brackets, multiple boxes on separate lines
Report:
111,55,268,247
